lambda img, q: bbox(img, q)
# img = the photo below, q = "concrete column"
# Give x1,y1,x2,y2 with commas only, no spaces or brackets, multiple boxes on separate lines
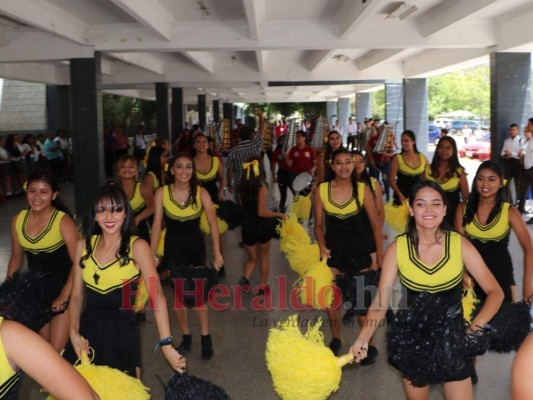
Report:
490,52,532,161
403,78,429,155
70,53,104,219
213,100,220,123
338,97,350,142
155,82,170,141
326,101,337,126
385,80,404,141
198,94,206,128
223,102,233,120
46,85,70,134
355,92,371,123
171,87,184,142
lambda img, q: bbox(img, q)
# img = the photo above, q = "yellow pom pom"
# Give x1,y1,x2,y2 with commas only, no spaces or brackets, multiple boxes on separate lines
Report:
291,194,312,221
296,260,335,310
462,285,479,324
277,215,311,255
156,228,166,258
384,200,409,234
286,243,320,276
133,277,148,312
266,315,350,400
200,207,229,234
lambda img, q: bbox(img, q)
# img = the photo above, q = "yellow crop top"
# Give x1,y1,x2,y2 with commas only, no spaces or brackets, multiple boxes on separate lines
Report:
81,236,140,294
397,153,426,176
147,171,160,189
15,209,66,253
425,166,462,192
0,317,20,398
464,202,511,243
196,157,219,182
396,231,463,293
128,182,146,214
318,181,365,219
163,185,203,221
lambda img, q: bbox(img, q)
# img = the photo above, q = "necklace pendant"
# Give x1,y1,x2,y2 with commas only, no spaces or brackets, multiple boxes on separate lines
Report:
93,272,100,285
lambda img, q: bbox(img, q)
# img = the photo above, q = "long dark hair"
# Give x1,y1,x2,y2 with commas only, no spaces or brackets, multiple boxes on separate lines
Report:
463,160,509,226
405,181,450,257
429,136,463,180
27,170,71,215
144,145,166,185
192,134,213,157
115,154,138,185
330,148,361,209
352,150,375,198
167,153,200,209
401,130,419,154
239,156,267,206
80,181,135,268
323,130,343,170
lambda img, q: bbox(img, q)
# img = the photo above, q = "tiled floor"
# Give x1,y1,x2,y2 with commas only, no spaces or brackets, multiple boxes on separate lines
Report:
0,180,530,399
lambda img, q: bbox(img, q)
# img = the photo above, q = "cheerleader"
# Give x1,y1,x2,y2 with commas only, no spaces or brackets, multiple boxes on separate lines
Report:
314,148,384,357
7,170,79,352
116,155,154,242
425,136,468,226
351,181,503,399
67,182,186,378
238,157,285,293
151,153,223,360
314,130,344,187
455,161,533,303
389,130,428,205
271,135,291,213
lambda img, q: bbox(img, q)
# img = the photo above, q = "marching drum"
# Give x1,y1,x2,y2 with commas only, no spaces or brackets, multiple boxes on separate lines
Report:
292,172,315,196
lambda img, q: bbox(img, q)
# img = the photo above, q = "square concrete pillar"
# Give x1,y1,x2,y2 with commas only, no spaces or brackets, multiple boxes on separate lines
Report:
385,80,404,141
403,78,429,155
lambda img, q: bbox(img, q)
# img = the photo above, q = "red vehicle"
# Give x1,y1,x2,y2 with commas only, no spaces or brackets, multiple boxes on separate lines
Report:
459,133,491,161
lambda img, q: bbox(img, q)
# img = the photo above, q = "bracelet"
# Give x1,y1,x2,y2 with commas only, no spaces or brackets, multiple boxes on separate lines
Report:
154,335,173,352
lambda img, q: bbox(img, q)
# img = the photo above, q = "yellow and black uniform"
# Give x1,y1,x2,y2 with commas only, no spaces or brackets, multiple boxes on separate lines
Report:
64,235,141,376
425,166,464,226
0,318,20,399
388,231,473,385
196,156,221,205
128,182,150,241
15,209,71,306
241,184,279,246
146,171,161,190
463,201,514,302
318,181,371,273
393,153,426,205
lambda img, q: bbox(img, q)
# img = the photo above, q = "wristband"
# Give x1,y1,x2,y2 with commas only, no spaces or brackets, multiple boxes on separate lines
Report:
154,335,173,352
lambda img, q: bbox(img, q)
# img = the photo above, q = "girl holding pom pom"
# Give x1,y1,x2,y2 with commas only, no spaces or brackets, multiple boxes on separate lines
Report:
351,181,503,399
314,148,384,358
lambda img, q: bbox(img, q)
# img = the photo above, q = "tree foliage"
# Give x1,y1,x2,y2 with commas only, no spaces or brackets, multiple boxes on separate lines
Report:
244,102,326,119
103,94,156,132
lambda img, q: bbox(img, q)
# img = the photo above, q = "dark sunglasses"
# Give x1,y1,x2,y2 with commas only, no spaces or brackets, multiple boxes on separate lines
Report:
95,205,124,214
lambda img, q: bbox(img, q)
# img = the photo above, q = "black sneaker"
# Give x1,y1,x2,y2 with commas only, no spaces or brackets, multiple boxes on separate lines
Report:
177,334,192,354
527,217,533,225
217,265,226,278
329,338,341,356
238,276,250,288
256,284,271,296
360,345,378,366
471,368,478,385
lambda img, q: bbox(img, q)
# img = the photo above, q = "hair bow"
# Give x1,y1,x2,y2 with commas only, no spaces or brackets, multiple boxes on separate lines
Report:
242,159,260,180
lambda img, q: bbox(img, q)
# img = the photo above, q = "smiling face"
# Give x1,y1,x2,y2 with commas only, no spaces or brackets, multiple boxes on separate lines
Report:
353,153,366,176
94,199,126,235
27,180,57,213
437,139,454,161
171,156,194,183
401,133,415,152
117,158,137,181
331,151,355,180
475,167,502,198
194,135,209,153
328,132,342,151
410,187,446,229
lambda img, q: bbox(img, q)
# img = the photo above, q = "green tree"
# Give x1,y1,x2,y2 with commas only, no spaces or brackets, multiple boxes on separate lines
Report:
371,90,385,119
103,94,156,132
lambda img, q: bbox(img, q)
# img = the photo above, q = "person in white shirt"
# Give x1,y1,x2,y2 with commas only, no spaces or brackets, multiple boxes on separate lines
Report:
501,123,523,204
346,117,358,151
519,119,533,221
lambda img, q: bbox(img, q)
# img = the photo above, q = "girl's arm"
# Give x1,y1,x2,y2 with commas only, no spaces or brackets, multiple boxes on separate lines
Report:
68,240,89,358
140,174,156,222
454,202,466,234
350,241,399,360
508,207,533,302
461,236,504,328
135,183,155,226
313,186,329,260
2,320,99,400
373,180,385,231
133,239,186,373
257,185,285,219
7,215,23,278
388,156,404,202
150,187,164,257
459,170,469,202
363,185,384,268
200,187,224,268
217,158,225,201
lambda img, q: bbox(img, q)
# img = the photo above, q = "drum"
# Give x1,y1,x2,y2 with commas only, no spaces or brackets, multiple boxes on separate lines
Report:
292,172,314,196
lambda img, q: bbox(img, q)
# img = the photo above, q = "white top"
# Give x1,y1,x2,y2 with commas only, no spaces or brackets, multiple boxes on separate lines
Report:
522,138,533,169
501,135,522,159
346,122,358,135
0,147,9,164
135,134,146,149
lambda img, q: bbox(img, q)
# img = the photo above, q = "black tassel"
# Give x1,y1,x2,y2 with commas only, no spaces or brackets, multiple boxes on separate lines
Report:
165,372,231,400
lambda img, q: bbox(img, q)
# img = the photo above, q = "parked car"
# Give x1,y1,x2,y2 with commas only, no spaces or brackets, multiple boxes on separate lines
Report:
428,124,440,144
459,133,491,161
434,118,452,129
450,120,479,133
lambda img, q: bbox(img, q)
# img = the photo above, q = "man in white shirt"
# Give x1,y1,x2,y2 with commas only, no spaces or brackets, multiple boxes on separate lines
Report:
519,119,533,220
346,117,358,151
501,123,523,204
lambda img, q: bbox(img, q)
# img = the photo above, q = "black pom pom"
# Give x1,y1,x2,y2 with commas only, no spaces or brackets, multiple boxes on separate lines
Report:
165,372,231,400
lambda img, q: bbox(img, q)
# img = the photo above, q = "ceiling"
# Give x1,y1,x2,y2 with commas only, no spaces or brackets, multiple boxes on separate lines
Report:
0,0,532,104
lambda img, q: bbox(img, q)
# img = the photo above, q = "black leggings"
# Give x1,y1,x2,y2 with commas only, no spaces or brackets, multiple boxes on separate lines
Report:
277,168,292,212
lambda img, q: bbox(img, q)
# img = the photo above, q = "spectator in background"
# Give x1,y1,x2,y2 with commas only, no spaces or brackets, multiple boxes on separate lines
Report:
286,130,317,187
36,133,47,169
440,128,448,138
103,126,115,177
113,127,130,161
519,120,533,221
6,134,27,194
0,135,13,198
23,134,40,174
175,128,193,155
44,131,63,183
230,118,244,148
501,123,523,205
346,117,358,151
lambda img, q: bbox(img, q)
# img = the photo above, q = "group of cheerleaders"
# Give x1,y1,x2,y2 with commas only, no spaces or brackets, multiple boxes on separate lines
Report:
2,124,533,399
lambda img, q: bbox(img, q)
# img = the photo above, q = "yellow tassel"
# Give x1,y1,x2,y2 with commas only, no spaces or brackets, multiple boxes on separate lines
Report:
291,194,312,221
47,348,150,400
462,283,479,324
266,315,351,400
384,200,409,234
132,277,148,312
296,260,335,310
277,215,311,255
156,228,166,258
200,207,229,235
286,243,320,276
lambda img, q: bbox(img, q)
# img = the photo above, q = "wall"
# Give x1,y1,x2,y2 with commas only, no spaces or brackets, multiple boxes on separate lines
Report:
0,79,46,133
